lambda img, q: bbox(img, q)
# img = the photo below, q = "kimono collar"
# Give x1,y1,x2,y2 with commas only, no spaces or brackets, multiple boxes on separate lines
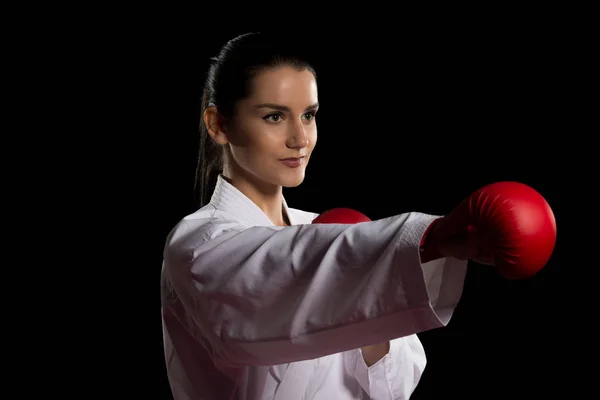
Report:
209,174,297,226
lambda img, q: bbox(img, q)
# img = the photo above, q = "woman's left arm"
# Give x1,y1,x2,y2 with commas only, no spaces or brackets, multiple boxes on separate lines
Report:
344,335,427,399
361,342,391,367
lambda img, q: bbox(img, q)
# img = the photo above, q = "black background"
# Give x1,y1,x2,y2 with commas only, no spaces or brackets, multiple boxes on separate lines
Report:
152,28,566,399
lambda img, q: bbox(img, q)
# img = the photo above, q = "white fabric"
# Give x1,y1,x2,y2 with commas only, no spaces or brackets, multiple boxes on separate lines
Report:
161,175,468,399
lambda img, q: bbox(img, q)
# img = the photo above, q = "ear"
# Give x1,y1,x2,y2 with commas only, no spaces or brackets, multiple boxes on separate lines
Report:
203,106,229,145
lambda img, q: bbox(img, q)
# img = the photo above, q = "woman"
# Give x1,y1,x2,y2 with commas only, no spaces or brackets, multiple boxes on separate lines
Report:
161,32,488,400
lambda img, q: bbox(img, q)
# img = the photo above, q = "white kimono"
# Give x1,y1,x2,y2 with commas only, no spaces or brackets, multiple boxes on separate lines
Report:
161,175,468,399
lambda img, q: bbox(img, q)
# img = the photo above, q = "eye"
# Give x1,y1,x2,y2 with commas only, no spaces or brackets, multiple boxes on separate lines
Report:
303,111,317,121
263,113,282,123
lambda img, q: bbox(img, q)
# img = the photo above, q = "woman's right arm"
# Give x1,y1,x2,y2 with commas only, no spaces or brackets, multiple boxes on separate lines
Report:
162,211,467,368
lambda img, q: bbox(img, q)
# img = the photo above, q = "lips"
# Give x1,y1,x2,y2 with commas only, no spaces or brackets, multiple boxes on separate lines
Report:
280,156,305,161
280,156,306,168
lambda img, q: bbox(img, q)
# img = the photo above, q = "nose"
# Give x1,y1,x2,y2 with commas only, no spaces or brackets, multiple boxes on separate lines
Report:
286,119,309,149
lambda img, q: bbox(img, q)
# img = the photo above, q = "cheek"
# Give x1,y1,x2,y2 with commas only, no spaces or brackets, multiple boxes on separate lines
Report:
234,130,283,163
308,126,318,148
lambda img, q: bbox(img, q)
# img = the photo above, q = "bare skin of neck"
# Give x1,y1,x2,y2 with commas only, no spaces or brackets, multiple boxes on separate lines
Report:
222,162,290,227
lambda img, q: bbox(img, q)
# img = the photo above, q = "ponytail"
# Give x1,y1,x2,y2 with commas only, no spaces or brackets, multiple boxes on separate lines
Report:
194,88,223,208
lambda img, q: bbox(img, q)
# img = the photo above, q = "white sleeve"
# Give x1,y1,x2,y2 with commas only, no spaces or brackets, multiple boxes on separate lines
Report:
163,212,467,368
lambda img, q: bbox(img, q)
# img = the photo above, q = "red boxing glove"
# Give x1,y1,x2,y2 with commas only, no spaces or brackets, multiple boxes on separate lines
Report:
422,182,557,279
312,208,372,224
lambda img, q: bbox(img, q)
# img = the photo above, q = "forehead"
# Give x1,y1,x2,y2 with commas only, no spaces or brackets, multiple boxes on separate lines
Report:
248,66,318,105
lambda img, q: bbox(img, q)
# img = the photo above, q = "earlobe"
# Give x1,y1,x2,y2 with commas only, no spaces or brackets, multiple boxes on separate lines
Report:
203,106,229,145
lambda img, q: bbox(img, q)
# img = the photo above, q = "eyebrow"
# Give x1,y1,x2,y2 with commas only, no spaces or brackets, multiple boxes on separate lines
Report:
253,102,320,112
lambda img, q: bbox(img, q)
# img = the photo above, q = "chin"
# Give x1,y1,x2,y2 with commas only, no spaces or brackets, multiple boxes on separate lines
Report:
282,180,304,188
279,171,306,188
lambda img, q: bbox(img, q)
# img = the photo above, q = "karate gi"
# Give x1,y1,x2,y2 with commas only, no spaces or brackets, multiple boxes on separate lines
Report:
161,175,468,399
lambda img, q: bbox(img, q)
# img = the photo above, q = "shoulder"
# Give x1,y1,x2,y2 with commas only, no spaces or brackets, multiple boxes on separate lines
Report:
287,207,320,224
163,205,247,261
163,205,320,262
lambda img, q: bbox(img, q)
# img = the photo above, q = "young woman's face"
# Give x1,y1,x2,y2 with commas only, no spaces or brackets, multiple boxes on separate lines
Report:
226,66,318,189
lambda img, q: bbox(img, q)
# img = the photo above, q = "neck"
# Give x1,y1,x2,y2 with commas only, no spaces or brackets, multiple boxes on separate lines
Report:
222,172,289,227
